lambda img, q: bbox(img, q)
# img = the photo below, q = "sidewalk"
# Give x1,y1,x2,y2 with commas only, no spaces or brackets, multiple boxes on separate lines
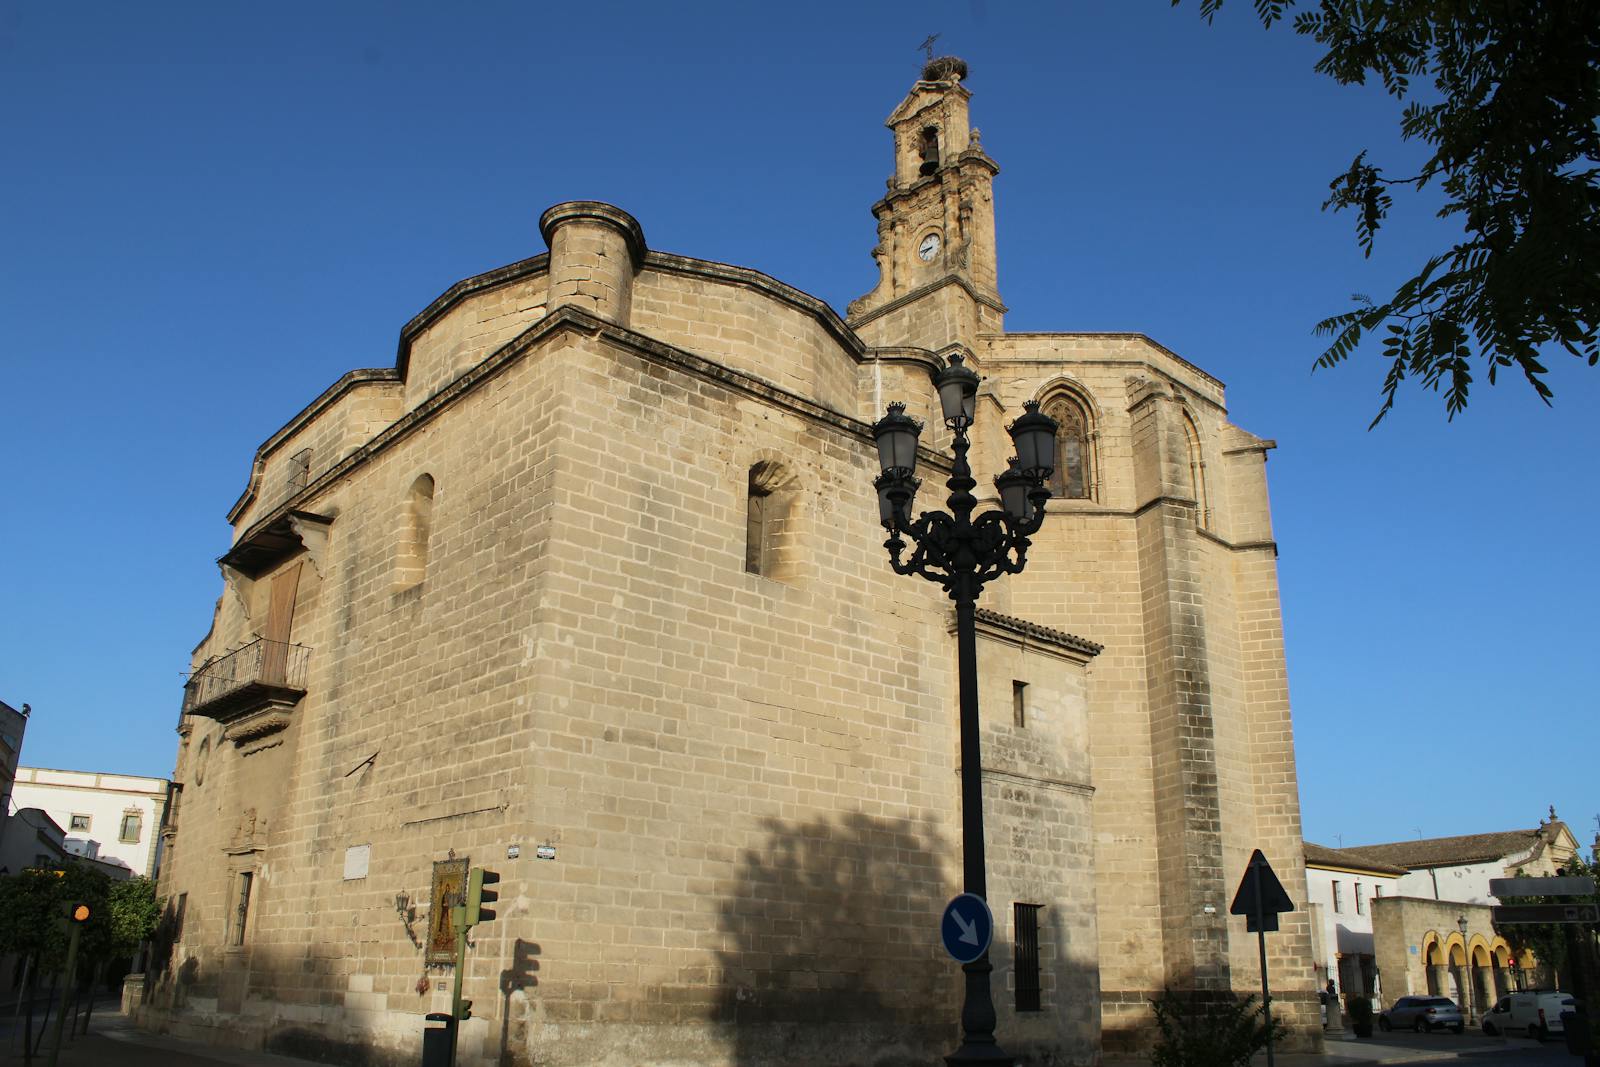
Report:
1106,1024,1531,1067
0,1011,325,1067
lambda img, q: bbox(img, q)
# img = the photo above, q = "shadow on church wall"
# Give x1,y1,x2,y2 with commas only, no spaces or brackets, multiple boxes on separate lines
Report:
714,811,957,1067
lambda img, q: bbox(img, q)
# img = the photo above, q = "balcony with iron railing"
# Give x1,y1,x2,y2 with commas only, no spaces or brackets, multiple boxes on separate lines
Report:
182,638,311,723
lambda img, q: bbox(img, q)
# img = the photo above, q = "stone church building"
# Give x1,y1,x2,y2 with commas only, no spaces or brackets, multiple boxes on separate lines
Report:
142,60,1317,1066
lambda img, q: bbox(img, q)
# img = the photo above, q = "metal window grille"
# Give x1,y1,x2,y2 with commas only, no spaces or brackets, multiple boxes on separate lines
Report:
232,871,254,946
288,448,312,491
1014,903,1043,1012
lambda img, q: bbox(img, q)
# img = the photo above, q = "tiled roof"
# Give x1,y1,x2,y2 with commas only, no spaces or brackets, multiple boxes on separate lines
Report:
1343,827,1556,870
1303,842,1409,876
973,609,1103,657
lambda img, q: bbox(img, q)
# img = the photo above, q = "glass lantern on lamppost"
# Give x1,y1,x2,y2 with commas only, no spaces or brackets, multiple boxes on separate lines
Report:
870,352,1057,1067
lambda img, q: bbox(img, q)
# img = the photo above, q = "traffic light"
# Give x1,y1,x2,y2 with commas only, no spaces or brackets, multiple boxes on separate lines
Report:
465,867,499,926
68,902,91,923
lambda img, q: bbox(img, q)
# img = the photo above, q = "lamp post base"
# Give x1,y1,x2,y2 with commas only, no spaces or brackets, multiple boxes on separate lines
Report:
944,957,1014,1066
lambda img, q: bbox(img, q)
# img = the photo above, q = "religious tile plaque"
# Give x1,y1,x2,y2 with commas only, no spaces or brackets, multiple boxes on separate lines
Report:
427,857,468,963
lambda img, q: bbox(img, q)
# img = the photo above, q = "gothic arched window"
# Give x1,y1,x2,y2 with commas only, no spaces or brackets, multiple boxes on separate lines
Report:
1043,395,1092,500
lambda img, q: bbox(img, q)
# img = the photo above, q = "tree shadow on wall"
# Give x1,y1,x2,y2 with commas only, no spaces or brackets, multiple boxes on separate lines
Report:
715,812,959,1067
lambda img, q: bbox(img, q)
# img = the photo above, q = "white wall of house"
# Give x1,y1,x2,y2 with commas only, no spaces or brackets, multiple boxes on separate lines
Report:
1393,861,1504,905
0,807,70,875
1305,863,1401,996
11,767,168,877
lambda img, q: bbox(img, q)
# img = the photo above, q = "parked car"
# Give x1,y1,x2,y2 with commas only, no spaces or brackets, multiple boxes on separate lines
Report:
1378,996,1464,1033
1481,991,1578,1040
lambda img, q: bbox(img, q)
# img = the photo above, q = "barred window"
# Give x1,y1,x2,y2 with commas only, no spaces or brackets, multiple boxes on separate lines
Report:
1014,903,1043,1012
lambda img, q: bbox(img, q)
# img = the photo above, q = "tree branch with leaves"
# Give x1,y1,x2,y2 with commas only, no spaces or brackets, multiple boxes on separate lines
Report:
1181,0,1600,424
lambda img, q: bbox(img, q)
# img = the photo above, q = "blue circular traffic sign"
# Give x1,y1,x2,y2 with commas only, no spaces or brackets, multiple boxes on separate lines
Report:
940,893,994,963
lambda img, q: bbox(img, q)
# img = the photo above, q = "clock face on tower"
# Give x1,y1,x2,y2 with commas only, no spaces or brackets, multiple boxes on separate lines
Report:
918,233,941,261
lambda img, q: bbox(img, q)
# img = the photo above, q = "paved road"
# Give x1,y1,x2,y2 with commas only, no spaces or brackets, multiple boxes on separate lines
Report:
0,1011,324,1067
0,1011,1581,1067
1108,1026,1574,1067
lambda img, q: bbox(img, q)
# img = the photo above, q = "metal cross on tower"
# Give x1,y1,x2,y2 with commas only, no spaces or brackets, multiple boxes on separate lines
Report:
918,33,941,61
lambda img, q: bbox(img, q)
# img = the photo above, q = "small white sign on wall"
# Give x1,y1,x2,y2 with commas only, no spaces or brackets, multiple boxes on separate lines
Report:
344,844,371,881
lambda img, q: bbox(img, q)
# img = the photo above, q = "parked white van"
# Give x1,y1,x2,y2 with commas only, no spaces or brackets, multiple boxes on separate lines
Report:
1481,991,1579,1040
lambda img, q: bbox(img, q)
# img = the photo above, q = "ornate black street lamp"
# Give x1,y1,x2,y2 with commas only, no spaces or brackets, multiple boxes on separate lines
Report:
870,352,1057,1066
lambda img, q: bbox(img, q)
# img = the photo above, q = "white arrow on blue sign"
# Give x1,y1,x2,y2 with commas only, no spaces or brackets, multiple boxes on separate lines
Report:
940,892,994,964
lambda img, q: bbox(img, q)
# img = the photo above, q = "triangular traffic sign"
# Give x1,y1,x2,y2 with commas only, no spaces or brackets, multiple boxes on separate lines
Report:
1230,849,1293,932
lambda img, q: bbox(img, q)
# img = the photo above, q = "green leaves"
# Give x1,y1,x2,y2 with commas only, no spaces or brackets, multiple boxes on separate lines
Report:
0,865,156,977
1150,988,1284,1067
1181,0,1600,422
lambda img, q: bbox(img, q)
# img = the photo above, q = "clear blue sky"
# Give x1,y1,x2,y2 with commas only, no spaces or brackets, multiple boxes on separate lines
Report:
2,2,1593,851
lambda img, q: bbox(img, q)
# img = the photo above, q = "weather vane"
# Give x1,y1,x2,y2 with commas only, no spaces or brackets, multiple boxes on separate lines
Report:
918,34,941,62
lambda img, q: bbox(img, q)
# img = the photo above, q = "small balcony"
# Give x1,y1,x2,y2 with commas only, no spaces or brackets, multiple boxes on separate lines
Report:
183,638,311,723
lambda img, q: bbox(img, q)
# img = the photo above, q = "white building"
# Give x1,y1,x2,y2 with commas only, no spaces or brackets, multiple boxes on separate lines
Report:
11,767,170,878
1346,819,1580,905
1303,842,1406,1002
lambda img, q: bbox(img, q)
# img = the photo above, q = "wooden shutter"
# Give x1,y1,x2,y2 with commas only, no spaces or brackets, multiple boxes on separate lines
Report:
261,562,302,683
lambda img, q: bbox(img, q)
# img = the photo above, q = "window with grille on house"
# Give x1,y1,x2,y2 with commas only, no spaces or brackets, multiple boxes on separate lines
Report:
120,812,142,843
231,871,254,946
1355,883,1365,915
1014,903,1043,1012
1332,880,1344,913
69,814,90,832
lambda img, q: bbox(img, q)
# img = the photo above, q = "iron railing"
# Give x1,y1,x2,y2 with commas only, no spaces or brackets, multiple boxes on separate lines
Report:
183,638,310,717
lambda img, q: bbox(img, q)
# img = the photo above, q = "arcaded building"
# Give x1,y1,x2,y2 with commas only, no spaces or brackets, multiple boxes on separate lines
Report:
143,60,1317,1066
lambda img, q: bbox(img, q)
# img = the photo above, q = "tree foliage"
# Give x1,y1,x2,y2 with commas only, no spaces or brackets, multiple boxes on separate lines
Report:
1150,988,1283,1067
1181,1,1600,423
0,866,158,978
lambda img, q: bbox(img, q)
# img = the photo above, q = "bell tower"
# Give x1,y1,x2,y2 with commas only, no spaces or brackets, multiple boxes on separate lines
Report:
847,57,1004,351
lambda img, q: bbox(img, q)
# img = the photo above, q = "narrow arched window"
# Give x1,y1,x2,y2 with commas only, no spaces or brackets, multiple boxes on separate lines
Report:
395,473,435,589
1043,396,1092,500
744,460,799,581
1181,413,1210,529
745,470,771,575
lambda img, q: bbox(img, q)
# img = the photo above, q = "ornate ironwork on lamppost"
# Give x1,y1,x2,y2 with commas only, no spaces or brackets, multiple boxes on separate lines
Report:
870,352,1057,1067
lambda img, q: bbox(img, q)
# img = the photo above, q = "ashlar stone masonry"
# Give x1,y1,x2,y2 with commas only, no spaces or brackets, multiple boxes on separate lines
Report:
142,60,1318,1066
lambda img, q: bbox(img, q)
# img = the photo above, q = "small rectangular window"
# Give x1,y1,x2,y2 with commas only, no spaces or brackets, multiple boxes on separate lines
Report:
1355,883,1365,915
175,892,188,943
1374,885,1384,898
1012,681,1027,728
69,814,90,832
120,812,142,843
288,447,312,491
232,871,254,946
1332,881,1343,913
1014,903,1043,1012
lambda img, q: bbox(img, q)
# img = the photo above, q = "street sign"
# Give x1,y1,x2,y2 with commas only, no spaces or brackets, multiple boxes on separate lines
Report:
940,893,994,964
1489,876,1597,898
1230,850,1294,933
1490,904,1600,925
